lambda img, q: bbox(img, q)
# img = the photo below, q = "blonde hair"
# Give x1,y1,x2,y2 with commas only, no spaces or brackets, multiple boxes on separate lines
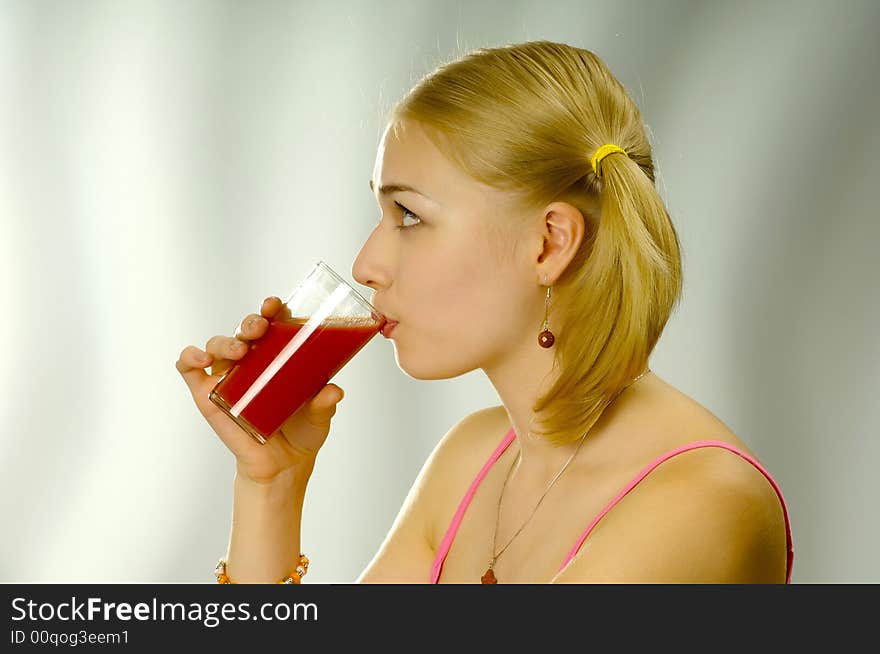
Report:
391,41,683,447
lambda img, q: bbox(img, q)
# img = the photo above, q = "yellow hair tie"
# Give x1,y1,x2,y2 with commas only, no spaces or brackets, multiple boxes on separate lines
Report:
591,143,628,177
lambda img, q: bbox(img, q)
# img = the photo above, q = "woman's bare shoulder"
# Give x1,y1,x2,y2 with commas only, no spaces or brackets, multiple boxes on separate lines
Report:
424,405,510,482
418,405,511,548
430,404,509,454
634,375,754,454
552,379,789,582
595,375,777,508
354,404,509,582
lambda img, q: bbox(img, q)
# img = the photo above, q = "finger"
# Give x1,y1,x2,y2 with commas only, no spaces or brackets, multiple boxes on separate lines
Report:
234,314,268,341
175,345,213,392
204,335,248,377
261,296,292,322
323,383,345,404
206,334,249,360
260,296,283,318
300,383,345,428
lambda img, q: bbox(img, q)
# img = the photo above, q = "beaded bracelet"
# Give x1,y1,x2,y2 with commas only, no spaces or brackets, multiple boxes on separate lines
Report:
214,554,309,584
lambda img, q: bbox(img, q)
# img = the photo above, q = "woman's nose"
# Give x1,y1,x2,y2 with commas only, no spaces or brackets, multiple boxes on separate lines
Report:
352,227,391,291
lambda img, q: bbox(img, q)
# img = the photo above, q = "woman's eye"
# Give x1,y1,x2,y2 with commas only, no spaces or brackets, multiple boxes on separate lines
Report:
394,202,422,229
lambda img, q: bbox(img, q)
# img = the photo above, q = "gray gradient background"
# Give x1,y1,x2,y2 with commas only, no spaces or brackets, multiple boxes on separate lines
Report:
1,0,877,583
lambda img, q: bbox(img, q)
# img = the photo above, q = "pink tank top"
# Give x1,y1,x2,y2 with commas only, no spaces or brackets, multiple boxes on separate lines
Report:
430,427,794,583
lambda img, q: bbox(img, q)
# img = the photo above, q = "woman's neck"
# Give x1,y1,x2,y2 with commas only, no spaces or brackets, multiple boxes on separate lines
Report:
483,343,654,486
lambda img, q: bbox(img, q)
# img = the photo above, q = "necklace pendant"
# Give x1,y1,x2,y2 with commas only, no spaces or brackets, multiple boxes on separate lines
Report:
481,567,498,584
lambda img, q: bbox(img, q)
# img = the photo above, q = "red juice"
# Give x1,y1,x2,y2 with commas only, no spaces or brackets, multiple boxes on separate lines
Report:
209,316,383,443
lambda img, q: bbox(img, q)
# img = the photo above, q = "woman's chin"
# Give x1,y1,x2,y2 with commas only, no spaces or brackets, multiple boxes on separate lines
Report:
393,349,475,381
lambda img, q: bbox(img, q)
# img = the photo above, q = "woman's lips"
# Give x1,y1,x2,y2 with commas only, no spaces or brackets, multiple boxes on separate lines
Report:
381,320,398,338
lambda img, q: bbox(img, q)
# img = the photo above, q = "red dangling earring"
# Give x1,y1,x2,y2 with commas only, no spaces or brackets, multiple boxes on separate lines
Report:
538,282,555,348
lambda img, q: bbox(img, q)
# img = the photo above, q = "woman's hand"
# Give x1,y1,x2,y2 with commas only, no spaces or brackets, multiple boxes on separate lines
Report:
176,296,344,484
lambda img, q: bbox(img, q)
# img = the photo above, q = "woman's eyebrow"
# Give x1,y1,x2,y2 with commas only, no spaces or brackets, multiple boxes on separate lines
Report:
369,179,434,201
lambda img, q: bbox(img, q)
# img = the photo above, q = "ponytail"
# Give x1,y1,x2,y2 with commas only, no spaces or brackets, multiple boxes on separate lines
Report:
531,145,682,446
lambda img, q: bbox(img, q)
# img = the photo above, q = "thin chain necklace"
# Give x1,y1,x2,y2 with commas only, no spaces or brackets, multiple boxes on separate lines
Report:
481,367,650,584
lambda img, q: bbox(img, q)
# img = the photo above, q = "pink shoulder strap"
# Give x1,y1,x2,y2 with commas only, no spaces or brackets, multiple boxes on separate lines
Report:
429,427,516,584
557,439,795,583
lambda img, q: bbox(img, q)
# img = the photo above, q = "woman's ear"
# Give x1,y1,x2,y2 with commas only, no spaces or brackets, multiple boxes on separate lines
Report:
535,201,586,284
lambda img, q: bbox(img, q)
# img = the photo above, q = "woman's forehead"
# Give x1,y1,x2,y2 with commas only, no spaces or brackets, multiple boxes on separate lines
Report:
373,122,455,192
372,120,511,212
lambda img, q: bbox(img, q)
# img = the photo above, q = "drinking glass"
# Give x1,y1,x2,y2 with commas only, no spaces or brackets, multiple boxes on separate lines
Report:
209,260,386,444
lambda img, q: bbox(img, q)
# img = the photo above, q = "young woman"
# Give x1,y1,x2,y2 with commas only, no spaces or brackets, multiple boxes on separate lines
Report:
176,41,793,584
